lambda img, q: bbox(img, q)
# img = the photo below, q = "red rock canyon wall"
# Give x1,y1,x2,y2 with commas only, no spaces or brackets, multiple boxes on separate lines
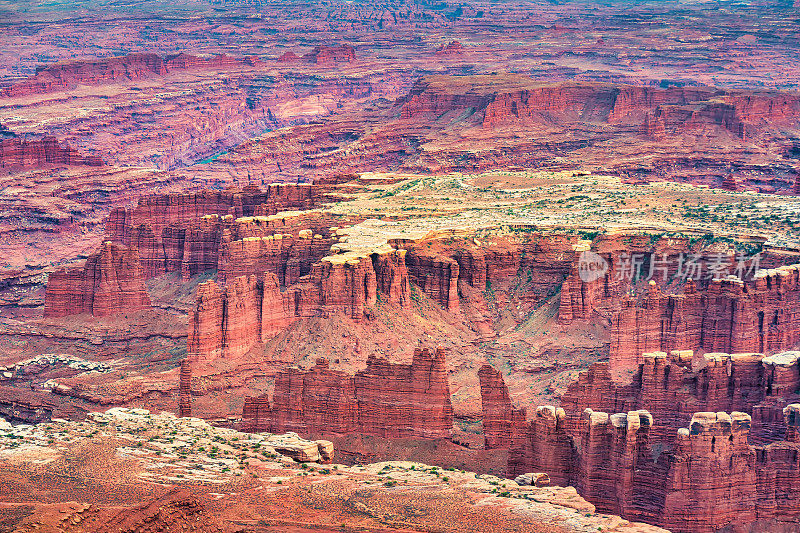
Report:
480,364,800,532
44,241,151,317
242,347,453,439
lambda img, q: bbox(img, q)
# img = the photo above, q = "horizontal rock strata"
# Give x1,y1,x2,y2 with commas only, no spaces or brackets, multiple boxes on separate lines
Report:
480,358,800,532
242,348,453,439
44,241,150,317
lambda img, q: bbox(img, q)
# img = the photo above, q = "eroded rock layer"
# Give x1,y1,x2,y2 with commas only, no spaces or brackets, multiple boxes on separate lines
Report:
559,349,800,446
1,52,259,98
43,241,150,317
242,348,453,439
393,77,800,189
480,364,800,532
609,265,800,368
107,184,320,279
188,248,409,362
0,137,103,170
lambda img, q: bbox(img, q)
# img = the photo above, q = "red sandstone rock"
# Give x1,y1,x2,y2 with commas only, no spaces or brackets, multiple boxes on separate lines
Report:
393,234,575,331
44,241,150,317
223,275,263,359
575,408,655,518
481,359,800,532
662,411,757,532
395,76,800,191
560,350,800,447
354,348,453,438
241,394,271,432
270,358,358,435
721,173,739,191
180,216,228,280
400,79,490,121
260,272,295,340
217,216,342,286
0,137,103,170
178,358,192,418
478,364,523,449
187,280,226,362
189,247,409,362
436,41,465,56
277,52,301,62
783,403,800,442
372,249,410,307
405,250,460,311
188,273,291,362
1,52,256,98
557,233,714,326
480,352,800,531
245,348,453,439
511,406,574,486
301,45,356,65
793,169,800,195
107,184,320,280
314,256,377,321
609,264,800,368
479,365,573,486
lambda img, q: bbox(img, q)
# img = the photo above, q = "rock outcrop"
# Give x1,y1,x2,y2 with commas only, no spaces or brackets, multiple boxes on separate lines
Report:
107,184,320,280
190,229,583,363
560,350,800,446
436,41,465,56
551,232,800,369
188,248,410,362
661,411,757,532
243,348,454,439
511,406,574,487
793,169,800,195
480,365,800,532
609,264,800,368
187,274,267,362
44,241,151,317
217,230,335,285
478,364,524,449
404,233,577,314
178,358,192,418
0,137,103,170
301,45,356,65
574,408,657,519
372,249,410,307
405,249,460,311
1,52,259,98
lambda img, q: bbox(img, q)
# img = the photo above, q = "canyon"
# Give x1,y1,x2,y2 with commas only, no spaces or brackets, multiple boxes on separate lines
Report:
9,177,800,532
3,0,800,530
480,350,800,532
207,75,800,191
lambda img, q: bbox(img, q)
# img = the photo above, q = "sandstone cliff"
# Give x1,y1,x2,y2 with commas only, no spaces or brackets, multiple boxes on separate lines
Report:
0,137,103,170
107,184,320,280
301,45,356,65
480,364,800,532
609,264,800,368
44,241,151,318
395,76,800,191
243,348,453,439
1,52,260,98
188,248,410,363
